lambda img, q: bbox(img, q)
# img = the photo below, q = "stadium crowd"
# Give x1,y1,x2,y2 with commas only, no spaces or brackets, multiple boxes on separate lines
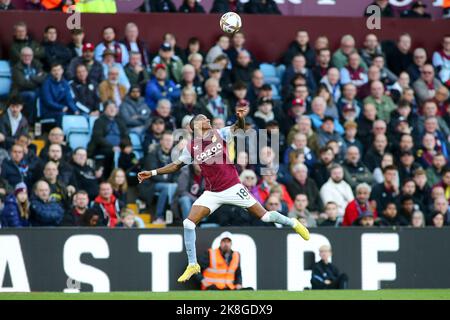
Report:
0,15,449,229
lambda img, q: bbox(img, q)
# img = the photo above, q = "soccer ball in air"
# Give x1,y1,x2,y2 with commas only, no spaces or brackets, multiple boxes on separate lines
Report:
220,12,242,34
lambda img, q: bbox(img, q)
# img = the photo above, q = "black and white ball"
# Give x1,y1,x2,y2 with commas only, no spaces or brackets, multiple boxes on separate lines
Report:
220,12,242,34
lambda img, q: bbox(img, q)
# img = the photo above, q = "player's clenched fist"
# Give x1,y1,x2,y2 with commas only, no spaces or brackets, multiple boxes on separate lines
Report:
137,170,153,183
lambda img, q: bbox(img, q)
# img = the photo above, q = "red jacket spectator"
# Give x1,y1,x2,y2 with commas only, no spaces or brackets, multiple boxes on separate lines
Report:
343,199,378,226
257,180,294,210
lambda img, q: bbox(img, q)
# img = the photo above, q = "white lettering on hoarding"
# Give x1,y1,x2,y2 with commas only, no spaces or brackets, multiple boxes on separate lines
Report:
361,233,399,290
63,235,110,292
0,235,30,292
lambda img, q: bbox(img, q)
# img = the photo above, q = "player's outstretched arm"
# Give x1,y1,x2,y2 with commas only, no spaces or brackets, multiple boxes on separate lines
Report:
137,160,185,183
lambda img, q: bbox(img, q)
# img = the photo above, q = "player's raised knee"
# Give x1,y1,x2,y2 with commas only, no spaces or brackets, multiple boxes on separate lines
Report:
183,218,196,229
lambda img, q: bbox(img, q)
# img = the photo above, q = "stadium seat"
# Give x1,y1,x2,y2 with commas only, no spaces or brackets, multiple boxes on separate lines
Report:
129,132,144,159
62,115,89,136
260,63,280,87
88,116,98,137
68,132,90,149
276,64,286,82
0,60,11,98
271,84,281,101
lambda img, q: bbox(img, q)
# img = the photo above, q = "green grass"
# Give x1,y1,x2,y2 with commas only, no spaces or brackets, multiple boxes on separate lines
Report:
1,289,450,300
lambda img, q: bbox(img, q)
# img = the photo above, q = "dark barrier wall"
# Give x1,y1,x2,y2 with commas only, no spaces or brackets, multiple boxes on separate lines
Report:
1,227,450,292
0,11,449,63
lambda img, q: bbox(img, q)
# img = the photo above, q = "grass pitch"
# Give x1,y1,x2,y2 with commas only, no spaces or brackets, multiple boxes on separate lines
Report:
1,289,450,300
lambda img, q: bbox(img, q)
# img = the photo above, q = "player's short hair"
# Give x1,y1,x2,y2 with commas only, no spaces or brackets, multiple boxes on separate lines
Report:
189,114,204,131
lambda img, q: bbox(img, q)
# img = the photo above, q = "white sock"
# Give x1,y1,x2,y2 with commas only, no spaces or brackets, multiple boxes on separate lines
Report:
183,219,197,265
261,211,294,227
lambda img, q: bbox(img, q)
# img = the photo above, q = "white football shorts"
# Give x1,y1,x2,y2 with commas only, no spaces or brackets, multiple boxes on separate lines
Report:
192,183,258,214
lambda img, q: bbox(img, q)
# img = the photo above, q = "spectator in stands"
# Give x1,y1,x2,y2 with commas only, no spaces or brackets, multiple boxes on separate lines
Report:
67,43,104,84
407,48,428,83
180,64,203,97
0,182,29,228
197,78,229,122
145,63,181,110
411,210,425,228
119,85,151,134
88,101,129,177
162,33,186,63
0,0,15,10
310,146,335,188
426,152,447,187
210,0,245,13
0,97,29,151
317,85,339,120
390,72,411,104
257,171,293,210
288,193,317,228
253,97,282,130
41,25,72,71
286,163,322,214
282,54,316,95
432,35,450,88
107,168,127,204
356,65,381,101
343,121,363,154
94,26,129,66
62,190,89,226
311,245,348,289
140,131,178,224
142,116,165,154
92,181,124,227
401,1,431,19
179,0,205,13
413,64,443,106
1,144,30,188
320,68,342,103
231,50,255,85
332,35,366,71
363,128,388,170
434,86,450,116
282,30,315,68
432,212,446,227
318,201,341,227
206,35,230,65
152,42,184,83
398,194,417,223
71,147,101,200
317,117,345,151
239,169,261,202
340,52,368,90
30,180,64,226
153,99,177,131
386,33,413,76
245,0,281,14
139,0,177,12
67,29,84,59
99,66,127,106
39,127,71,162
174,164,204,220
363,80,396,123
356,103,376,147
79,208,101,227
101,49,130,92
288,116,318,154
173,87,200,128
379,201,409,226
226,32,255,68
312,48,331,85
40,62,78,127
70,64,101,116
431,195,450,224
11,46,47,122
370,165,399,213
364,0,394,17
397,150,420,183
124,51,150,93
10,21,45,65
343,182,377,226
41,160,73,209
38,143,75,188
320,164,354,218
342,146,373,191
185,38,205,64
310,97,344,135
116,208,139,228
353,210,376,227
360,34,383,66
283,132,315,168
372,55,397,87
122,22,150,68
